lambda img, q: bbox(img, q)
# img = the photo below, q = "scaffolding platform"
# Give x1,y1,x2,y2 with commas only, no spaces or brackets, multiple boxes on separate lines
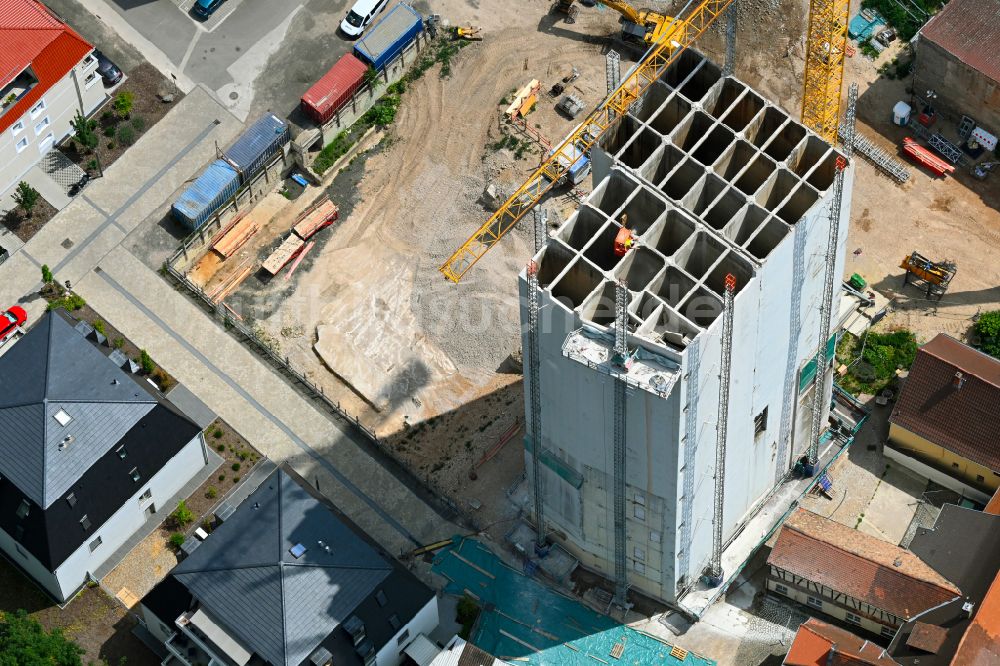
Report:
562,327,680,398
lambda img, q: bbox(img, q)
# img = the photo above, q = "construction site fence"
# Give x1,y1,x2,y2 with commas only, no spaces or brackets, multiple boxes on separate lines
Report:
163,260,468,528
291,30,432,158
168,152,288,273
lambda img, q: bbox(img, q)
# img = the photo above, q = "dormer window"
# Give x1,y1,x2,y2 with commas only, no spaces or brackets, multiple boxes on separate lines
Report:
66,493,77,508
80,515,91,531
130,467,140,482
54,409,72,426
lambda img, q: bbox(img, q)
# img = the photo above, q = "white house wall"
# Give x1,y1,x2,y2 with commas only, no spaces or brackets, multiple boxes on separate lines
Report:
376,595,440,666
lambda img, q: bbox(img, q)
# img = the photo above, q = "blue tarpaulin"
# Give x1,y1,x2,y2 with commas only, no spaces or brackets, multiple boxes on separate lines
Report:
849,12,886,40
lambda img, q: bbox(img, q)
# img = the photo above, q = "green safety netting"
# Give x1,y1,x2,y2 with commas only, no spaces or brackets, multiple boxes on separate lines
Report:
432,537,716,666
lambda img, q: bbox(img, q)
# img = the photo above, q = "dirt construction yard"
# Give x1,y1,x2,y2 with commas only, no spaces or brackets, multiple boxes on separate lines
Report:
213,0,999,522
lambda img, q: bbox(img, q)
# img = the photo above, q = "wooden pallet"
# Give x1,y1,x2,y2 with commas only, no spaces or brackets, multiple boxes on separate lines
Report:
293,198,339,240
212,213,260,258
261,235,305,276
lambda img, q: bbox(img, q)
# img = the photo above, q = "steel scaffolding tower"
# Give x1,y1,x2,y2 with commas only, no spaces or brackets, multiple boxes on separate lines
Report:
606,50,621,119
527,261,546,546
612,279,629,605
704,274,736,585
723,1,737,76
533,208,547,254
807,83,857,466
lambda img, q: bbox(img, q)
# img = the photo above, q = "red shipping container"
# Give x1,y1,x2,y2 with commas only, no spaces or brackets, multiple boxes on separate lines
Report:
301,53,368,125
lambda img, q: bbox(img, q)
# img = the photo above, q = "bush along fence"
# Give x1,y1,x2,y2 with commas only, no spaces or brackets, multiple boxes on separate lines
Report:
292,31,431,158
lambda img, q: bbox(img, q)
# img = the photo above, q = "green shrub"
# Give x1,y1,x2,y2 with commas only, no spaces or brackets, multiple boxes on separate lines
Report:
231,462,241,472
170,500,194,527
13,181,39,218
71,111,98,151
976,310,1000,358
861,330,917,379
362,94,401,127
387,80,406,95
46,294,86,312
93,320,106,335
213,428,223,439
233,476,240,483
139,349,155,374
130,115,146,132
217,443,225,452
116,124,136,146
206,486,217,499
169,532,186,549
456,595,480,639
113,337,125,349
113,91,135,119
103,124,116,138
41,264,53,284
313,131,356,175
218,474,226,482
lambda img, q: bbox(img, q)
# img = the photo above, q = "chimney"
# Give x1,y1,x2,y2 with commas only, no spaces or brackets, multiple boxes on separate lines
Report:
826,643,838,666
953,371,965,389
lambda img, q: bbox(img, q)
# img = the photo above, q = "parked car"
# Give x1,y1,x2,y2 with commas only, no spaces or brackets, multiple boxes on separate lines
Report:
93,50,122,86
340,0,390,38
0,306,27,347
192,0,225,20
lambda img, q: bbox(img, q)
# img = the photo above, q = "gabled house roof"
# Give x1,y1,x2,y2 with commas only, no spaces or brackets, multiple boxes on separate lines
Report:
919,0,1000,85
0,0,93,134
785,618,898,666
144,467,434,666
769,509,961,620
0,311,158,508
889,334,1000,473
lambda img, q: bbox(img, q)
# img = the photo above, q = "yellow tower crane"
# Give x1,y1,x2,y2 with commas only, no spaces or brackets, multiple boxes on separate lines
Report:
439,0,735,283
800,0,850,142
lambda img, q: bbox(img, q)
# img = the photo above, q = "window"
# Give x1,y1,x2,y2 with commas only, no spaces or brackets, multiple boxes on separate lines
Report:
952,462,960,469
89,536,102,552
375,590,388,607
633,561,645,574
806,596,823,610
633,493,645,506
29,99,45,118
84,72,99,89
633,546,645,561
140,489,152,503
15,137,28,153
80,515,91,531
881,626,896,639
845,612,862,625
634,505,645,521
10,120,24,135
977,475,985,483
754,407,768,435
117,446,127,460
54,409,72,426
649,530,661,544
388,614,401,631
66,493,77,508
16,500,30,519
34,116,49,135
395,628,409,646
774,583,788,595
130,467,140,482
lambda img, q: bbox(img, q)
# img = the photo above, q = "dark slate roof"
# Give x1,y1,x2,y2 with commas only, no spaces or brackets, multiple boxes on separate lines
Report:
889,334,1000,472
920,0,1000,85
158,467,432,666
0,311,158,508
888,505,1000,665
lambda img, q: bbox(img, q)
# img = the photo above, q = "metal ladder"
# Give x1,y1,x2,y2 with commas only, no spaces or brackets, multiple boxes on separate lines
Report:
838,125,910,183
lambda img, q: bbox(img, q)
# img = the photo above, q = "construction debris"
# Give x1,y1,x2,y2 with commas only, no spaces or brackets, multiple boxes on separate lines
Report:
505,79,540,118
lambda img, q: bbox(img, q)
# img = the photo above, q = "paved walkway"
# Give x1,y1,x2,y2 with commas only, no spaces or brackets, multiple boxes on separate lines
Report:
0,87,458,565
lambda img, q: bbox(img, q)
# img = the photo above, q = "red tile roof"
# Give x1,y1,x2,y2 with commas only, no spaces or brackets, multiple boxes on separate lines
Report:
0,0,93,133
769,509,961,621
920,0,1000,85
785,619,899,666
952,569,1000,665
906,622,948,654
986,488,1000,516
889,335,1000,473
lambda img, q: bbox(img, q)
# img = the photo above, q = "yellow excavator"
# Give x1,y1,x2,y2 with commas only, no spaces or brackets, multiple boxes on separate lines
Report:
555,0,676,45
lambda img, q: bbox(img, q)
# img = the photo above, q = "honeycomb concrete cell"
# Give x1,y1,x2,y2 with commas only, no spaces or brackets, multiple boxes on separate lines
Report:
521,49,852,606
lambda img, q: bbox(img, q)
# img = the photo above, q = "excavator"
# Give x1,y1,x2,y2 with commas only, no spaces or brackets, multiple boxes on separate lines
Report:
555,0,677,46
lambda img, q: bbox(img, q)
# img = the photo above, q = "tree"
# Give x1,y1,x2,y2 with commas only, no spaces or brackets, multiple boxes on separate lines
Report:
0,610,84,666
112,91,134,120
169,500,194,529
976,310,1000,359
70,112,97,152
41,265,53,284
12,182,39,218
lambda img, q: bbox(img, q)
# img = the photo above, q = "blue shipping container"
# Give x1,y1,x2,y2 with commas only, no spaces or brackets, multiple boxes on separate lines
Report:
354,4,423,71
223,114,290,184
171,160,240,231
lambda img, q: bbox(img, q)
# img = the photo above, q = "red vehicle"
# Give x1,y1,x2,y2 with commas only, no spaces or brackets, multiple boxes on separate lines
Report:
0,306,27,346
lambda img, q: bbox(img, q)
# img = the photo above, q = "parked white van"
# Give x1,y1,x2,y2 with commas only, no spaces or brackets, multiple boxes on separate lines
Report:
340,0,391,38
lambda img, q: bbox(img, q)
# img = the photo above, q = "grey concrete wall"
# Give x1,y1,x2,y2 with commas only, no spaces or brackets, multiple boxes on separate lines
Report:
914,36,1000,136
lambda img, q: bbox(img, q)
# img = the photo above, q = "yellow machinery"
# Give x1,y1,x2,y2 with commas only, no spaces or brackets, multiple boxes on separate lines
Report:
800,0,850,142
454,26,483,41
440,0,735,282
900,251,957,300
555,0,675,45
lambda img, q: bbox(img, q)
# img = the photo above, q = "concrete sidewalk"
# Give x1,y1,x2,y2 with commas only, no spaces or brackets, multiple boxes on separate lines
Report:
78,246,452,556
0,87,241,320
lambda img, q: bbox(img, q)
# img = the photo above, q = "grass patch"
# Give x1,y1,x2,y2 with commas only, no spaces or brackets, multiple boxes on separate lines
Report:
836,329,917,394
313,131,357,175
